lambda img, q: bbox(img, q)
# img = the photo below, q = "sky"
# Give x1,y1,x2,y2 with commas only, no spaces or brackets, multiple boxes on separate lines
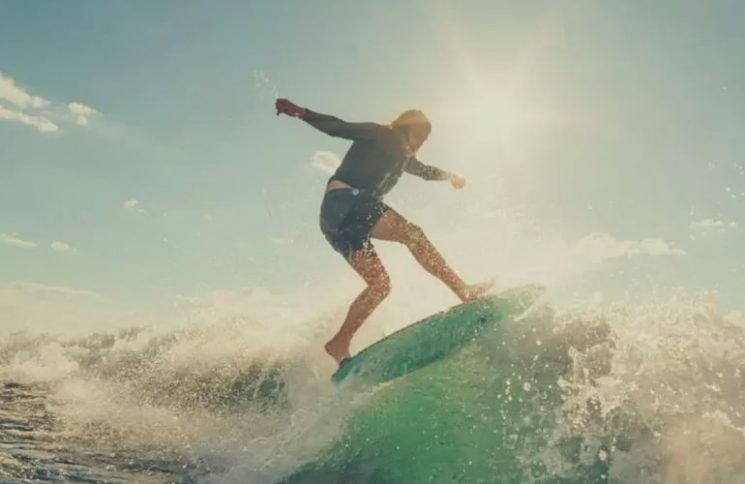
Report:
1,0,744,330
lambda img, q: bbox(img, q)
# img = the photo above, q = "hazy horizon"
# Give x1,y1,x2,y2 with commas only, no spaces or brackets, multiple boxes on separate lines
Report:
2,0,744,330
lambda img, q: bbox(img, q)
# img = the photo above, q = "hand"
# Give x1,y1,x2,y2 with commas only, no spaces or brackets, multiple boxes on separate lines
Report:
448,173,466,190
275,98,306,118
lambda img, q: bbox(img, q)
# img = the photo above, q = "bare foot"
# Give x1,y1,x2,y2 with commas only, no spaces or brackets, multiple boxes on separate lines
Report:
324,337,351,365
457,280,495,303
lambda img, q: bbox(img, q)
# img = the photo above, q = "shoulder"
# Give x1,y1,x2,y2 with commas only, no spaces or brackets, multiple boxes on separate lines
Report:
368,123,397,143
346,123,395,146
368,122,392,136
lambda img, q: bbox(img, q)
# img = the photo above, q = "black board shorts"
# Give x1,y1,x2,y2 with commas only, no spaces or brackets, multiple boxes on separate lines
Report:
319,188,391,260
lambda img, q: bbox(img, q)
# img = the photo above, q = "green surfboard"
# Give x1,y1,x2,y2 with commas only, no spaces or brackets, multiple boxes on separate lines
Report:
331,284,544,385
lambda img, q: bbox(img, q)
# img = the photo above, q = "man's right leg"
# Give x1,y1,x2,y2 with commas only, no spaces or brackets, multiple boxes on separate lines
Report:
324,248,391,364
369,209,491,302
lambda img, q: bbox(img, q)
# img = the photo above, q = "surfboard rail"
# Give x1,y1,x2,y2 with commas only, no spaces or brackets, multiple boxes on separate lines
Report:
332,285,543,384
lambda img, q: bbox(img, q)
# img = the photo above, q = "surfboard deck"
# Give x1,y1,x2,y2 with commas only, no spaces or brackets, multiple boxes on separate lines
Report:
331,284,544,385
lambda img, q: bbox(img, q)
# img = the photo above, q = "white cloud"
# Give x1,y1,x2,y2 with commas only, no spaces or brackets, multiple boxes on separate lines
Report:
51,241,73,252
6,282,99,299
268,235,292,246
636,238,686,257
690,219,738,239
0,104,59,133
123,198,147,214
312,151,341,174
574,232,633,261
68,101,98,126
0,73,49,109
0,282,144,334
0,232,37,249
573,232,685,261
0,72,99,134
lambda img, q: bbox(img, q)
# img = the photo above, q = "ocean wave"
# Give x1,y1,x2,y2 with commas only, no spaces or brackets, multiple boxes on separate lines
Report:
1,291,744,483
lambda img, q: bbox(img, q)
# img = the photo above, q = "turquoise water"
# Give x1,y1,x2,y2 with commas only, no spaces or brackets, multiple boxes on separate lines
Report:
287,307,608,483
2,293,744,483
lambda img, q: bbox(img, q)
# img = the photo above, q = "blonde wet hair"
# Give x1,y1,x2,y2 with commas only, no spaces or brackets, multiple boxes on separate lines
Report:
390,109,431,135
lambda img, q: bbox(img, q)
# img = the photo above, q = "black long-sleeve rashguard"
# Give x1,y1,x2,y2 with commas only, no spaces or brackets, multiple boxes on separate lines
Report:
302,109,447,199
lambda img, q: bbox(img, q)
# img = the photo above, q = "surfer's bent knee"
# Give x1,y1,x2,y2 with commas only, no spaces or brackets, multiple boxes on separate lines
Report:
403,222,426,247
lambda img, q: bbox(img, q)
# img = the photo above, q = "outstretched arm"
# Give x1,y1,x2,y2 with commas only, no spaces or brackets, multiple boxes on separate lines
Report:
275,98,383,141
405,158,466,189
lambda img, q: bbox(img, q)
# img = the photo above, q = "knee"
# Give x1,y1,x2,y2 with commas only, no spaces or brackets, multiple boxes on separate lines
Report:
403,223,426,247
368,272,392,299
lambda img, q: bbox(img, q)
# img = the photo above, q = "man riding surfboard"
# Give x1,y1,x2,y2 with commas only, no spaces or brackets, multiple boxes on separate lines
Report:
275,99,492,366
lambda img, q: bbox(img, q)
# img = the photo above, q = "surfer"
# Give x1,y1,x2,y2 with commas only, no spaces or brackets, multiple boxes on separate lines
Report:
276,99,491,365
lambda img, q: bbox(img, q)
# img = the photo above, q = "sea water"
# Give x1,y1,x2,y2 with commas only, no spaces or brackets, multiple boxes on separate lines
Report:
2,289,744,483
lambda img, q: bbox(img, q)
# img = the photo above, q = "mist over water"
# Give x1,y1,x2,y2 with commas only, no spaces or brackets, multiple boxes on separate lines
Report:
1,167,742,483
2,281,744,483
2,188,743,483
2,1,743,481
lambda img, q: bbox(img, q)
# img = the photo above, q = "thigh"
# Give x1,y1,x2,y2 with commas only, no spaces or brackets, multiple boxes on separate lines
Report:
368,208,414,243
342,194,390,241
